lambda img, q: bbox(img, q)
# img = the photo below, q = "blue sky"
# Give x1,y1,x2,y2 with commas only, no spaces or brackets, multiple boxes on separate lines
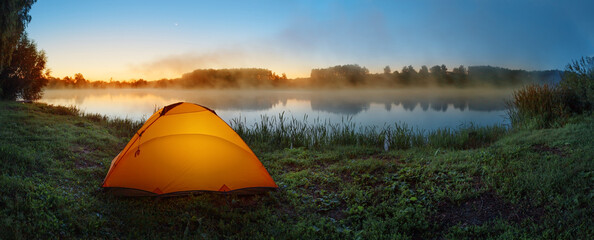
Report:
27,0,594,81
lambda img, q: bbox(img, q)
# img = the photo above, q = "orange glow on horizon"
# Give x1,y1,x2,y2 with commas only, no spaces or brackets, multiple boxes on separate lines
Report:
48,67,312,82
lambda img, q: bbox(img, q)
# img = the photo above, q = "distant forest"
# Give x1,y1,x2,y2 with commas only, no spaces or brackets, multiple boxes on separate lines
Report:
45,65,562,89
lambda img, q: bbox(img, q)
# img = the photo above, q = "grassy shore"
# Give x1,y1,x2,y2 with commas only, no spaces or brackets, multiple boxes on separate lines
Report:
0,101,592,239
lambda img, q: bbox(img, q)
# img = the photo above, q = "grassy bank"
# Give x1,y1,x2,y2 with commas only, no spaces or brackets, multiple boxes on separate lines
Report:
0,101,592,239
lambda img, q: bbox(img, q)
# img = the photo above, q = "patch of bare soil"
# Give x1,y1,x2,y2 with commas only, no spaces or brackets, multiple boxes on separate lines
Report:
531,144,567,157
75,159,102,169
282,162,298,173
229,194,265,208
433,191,544,229
71,146,102,169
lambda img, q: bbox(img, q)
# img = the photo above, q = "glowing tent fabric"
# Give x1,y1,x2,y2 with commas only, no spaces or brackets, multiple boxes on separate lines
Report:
102,102,277,196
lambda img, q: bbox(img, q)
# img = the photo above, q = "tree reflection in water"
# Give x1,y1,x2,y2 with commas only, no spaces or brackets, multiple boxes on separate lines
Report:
40,88,513,131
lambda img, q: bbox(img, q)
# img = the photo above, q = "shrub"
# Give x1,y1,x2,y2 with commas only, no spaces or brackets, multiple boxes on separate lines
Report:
507,84,569,129
560,56,594,112
508,56,593,129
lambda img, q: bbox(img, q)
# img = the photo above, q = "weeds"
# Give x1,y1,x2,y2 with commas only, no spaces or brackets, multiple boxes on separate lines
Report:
508,56,593,129
42,104,80,116
231,113,508,151
561,56,594,111
506,84,569,129
34,104,145,139
32,102,508,151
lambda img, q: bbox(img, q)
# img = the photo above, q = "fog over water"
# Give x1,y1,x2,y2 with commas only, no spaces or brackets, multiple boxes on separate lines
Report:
39,88,513,131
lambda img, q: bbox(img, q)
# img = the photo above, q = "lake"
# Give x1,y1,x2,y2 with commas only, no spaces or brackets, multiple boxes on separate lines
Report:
39,88,513,131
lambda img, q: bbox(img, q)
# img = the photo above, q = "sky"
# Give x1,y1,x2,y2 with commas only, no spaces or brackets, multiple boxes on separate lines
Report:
27,0,594,81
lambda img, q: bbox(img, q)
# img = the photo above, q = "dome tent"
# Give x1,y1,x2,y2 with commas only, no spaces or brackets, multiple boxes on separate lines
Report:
102,102,277,196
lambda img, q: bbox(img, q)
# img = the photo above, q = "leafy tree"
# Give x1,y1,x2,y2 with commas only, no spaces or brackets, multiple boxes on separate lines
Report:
0,34,48,100
0,0,36,73
63,76,74,86
430,65,442,82
131,79,148,88
398,65,417,85
310,64,368,87
180,68,285,88
441,64,453,84
73,73,87,87
429,64,451,85
383,65,391,75
418,65,430,85
452,65,468,87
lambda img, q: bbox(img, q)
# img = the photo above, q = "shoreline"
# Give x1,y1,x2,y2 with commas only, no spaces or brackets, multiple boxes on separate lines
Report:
0,101,591,238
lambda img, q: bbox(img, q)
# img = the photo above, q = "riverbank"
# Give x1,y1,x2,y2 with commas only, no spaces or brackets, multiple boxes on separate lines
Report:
0,101,592,239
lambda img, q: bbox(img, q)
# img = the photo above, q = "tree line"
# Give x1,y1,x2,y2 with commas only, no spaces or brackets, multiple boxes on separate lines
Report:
308,64,561,88
47,68,289,89
46,65,561,90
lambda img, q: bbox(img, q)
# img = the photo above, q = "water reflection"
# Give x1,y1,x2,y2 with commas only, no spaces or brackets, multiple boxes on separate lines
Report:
40,88,512,131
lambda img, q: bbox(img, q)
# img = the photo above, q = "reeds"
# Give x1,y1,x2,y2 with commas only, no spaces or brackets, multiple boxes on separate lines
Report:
507,57,593,129
54,106,145,138
41,104,80,116
230,112,508,151
507,84,569,128
41,103,507,150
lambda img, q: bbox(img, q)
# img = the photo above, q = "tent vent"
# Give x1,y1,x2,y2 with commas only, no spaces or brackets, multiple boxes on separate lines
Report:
153,187,163,194
219,184,231,192
160,102,184,116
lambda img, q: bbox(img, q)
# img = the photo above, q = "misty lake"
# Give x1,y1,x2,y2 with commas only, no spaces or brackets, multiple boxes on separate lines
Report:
39,88,513,132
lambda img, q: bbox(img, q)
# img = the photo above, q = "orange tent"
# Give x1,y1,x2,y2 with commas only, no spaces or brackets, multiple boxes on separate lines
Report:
102,102,277,196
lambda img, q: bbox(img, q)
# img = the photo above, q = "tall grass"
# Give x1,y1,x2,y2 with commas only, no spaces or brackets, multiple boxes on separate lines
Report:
38,104,144,139
230,112,508,151
507,56,593,129
426,123,508,149
38,103,507,151
82,112,144,138
507,84,569,129
39,104,80,116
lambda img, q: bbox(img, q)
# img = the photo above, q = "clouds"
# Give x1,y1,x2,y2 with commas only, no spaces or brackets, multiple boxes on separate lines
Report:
129,49,250,79
32,0,592,80
277,2,396,59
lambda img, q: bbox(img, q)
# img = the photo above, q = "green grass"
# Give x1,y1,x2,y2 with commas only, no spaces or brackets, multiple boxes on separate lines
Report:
0,101,592,239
